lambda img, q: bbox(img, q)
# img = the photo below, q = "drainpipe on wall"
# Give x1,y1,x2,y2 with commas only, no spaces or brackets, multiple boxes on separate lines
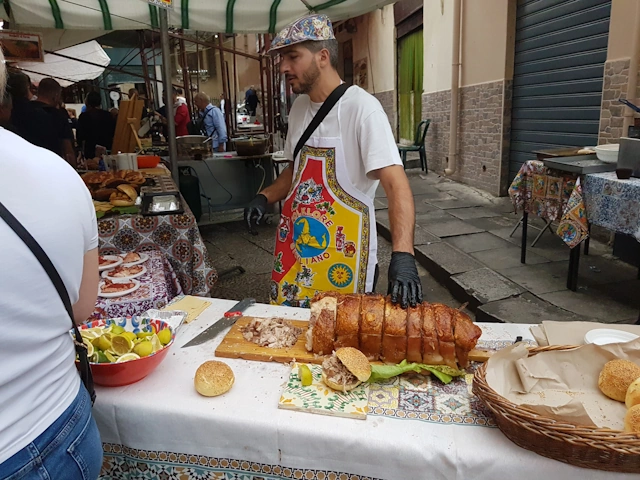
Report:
622,2,640,139
445,0,462,175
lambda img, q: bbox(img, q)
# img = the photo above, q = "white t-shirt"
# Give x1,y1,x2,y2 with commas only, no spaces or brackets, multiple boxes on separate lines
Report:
284,85,402,199
0,129,98,464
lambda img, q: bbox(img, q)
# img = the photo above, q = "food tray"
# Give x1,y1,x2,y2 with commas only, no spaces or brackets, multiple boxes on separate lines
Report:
140,175,177,194
542,155,616,174
473,345,640,473
140,191,184,216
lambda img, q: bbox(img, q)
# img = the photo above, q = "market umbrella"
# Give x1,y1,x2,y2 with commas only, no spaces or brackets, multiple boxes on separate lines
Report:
14,40,110,87
1,0,394,34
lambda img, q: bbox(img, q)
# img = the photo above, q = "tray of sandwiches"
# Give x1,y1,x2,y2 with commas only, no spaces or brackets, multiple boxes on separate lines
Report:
82,170,145,217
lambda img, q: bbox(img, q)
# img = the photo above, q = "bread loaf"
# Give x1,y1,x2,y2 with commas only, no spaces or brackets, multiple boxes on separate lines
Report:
307,293,482,368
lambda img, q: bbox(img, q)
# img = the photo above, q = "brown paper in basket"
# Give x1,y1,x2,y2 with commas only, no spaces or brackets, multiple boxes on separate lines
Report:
485,339,640,430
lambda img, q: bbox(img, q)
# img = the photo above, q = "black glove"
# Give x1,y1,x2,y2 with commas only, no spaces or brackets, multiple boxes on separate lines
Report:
388,252,422,309
244,194,268,235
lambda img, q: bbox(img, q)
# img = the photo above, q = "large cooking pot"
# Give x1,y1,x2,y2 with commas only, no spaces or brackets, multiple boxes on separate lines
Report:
176,135,210,158
233,135,269,157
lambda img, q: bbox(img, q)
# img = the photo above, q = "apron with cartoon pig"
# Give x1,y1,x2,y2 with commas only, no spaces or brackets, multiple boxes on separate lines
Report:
270,86,377,307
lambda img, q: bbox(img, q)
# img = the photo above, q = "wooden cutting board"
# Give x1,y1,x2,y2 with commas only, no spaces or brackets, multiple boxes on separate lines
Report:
214,317,493,365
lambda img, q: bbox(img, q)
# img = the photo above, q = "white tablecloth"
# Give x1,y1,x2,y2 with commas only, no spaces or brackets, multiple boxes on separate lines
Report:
94,299,635,480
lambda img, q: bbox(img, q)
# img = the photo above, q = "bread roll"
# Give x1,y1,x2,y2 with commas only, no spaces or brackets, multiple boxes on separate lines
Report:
624,404,640,433
194,361,234,397
626,377,640,409
598,359,640,402
334,294,360,349
321,347,371,392
307,292,337,356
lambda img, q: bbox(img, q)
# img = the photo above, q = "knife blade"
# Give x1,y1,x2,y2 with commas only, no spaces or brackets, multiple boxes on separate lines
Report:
181,298,255,348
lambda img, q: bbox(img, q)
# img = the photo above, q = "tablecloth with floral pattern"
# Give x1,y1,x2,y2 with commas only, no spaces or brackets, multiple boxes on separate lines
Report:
508,160,577,222
557,172,640,248
91,250,182,320
98,201,217,296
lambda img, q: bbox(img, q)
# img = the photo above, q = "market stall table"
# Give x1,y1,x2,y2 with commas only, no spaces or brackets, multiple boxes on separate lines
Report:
508,159,577,263
93,300,635,480
98,178,217,296
91,250,182,320
557,172,640,293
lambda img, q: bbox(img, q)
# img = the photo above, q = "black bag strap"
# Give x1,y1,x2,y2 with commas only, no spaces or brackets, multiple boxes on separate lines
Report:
293,83,350,161
0,200,96,404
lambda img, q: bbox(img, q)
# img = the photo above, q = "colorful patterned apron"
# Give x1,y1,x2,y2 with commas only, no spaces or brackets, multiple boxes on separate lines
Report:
270,100,377,307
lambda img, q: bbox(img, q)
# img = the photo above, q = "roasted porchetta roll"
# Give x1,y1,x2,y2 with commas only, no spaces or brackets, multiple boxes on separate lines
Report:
306,293,482,368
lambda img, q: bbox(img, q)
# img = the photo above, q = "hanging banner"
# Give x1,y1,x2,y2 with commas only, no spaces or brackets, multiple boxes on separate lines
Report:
147,0,173,9
0,30,44,62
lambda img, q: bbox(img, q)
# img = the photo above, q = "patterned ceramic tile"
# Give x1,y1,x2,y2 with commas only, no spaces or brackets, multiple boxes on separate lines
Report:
368,385,399,409
278,363,369,419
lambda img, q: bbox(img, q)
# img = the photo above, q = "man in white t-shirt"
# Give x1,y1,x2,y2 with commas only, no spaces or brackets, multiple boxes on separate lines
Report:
0,49,103,479
245,14,421,309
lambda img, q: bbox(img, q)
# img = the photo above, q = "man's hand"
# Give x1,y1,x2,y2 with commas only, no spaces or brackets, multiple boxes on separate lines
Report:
244,194,268,235
388,252,422,309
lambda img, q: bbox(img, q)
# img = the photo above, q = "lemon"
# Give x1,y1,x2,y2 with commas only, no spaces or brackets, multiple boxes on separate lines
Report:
149,334,162,353
122,331,137,342
105,351,117,363
111,334,133,356
136,331,154,339
157,328,172,346
80,329,101,340
96,335,112,352
90,352,100,363
116,353,140,363
133,340,153,357
82,338,94,358
110,325,125,335
299,364,313,386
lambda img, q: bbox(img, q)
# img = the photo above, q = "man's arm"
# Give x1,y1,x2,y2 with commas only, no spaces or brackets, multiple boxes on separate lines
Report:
212,108,228,150
260,164,294,203
373,165,415,254
73,247,99,324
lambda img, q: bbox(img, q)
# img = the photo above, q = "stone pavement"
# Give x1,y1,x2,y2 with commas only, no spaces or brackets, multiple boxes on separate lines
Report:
200,219,474,319
375,169,640,325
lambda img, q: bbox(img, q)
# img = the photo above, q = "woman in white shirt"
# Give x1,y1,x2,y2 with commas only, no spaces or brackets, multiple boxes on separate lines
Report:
0,50,103,480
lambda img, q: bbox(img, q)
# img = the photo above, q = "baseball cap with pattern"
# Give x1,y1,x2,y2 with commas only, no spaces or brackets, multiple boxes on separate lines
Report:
268,14,335,54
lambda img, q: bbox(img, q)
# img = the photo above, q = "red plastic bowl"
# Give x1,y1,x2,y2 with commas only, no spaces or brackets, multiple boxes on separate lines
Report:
137,155,161,169
77,318,175,387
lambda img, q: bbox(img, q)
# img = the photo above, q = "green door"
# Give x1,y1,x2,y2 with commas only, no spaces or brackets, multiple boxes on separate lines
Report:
397,29,423,144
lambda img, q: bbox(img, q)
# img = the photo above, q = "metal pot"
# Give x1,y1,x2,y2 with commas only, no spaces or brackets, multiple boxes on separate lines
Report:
233,135,269,157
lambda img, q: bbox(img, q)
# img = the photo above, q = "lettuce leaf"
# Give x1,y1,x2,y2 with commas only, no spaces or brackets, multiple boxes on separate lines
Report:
369,359,465,384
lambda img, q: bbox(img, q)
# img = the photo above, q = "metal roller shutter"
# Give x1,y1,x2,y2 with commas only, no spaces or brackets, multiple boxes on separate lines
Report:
509,0,611,180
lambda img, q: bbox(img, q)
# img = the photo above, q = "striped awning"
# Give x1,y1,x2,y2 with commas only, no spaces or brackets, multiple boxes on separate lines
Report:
1,0,394,34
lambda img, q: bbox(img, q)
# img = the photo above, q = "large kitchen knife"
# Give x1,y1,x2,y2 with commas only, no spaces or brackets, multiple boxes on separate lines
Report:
181,298,255,348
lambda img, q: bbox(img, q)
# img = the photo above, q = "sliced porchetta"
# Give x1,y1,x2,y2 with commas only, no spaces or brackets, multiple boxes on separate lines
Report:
334,294,361,349
381,296,407,364
358,294,385,360
433,303,457,369
452,310,482,368
306,292,337,355
421,303,442,365
241,317,303,349
406,304,423,363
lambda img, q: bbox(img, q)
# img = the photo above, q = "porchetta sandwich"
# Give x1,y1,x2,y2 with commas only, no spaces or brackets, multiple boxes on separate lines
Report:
322,347,371,392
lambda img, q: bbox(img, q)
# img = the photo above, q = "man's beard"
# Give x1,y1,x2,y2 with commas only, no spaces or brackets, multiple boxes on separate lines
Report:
291,60,320,95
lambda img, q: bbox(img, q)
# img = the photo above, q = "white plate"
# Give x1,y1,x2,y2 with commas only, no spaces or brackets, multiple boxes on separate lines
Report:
584,328,639,346
98,255,123,272
121,252,149,267
98,279,141,298
101,265,147,280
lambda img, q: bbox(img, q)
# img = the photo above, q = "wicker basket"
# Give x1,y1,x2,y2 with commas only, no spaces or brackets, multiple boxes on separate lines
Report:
473,345,640,473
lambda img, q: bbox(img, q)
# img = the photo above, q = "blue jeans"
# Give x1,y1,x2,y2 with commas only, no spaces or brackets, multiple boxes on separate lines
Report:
1,386,103,480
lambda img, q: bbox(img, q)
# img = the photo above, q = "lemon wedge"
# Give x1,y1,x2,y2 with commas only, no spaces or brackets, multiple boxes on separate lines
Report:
116,353,141,363
96,334,112,352
157,328,172,346
110,325,125,335
299,364,313,386
149,334,163,353
133,340,153,357
111,334,133,356
82,338,94,357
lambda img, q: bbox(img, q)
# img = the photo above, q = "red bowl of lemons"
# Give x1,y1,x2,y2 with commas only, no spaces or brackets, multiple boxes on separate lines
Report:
77,317,175,387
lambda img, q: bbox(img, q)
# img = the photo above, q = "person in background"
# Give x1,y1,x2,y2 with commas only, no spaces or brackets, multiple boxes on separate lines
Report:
194,92,227,152
245,85,259,116
173,87,189,137
0,48,103,480
7,72,51,148
109,107,119,119
77,91,116,159
0,90,14,132
32,78,76,163
219,92,226,116
128,87,138,100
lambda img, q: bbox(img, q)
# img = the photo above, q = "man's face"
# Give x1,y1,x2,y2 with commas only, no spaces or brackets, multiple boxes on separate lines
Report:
194,97,205,111
279,45,321,95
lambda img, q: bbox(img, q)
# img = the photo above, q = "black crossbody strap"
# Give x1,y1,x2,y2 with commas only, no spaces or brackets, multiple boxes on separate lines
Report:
293,83,349,161
0,200,96,404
